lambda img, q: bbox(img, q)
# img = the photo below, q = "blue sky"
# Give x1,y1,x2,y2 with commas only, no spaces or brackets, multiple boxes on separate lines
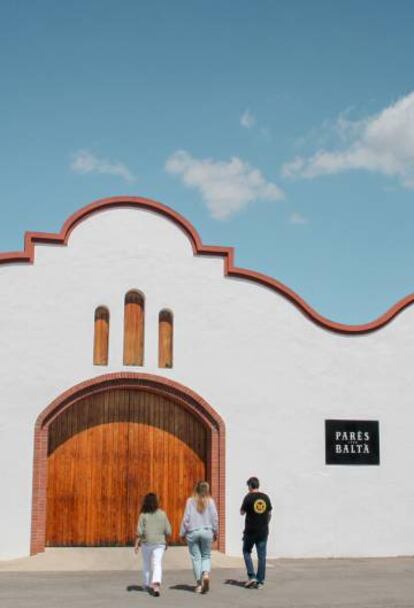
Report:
1,0,414,323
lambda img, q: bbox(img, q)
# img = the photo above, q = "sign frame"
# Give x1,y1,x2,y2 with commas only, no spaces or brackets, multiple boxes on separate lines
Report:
325,419,380,466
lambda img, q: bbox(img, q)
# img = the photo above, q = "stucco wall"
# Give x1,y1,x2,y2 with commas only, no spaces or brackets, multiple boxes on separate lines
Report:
1,205,413,559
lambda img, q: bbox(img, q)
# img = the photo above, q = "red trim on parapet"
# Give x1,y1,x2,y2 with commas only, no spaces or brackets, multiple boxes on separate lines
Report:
0,195,413,334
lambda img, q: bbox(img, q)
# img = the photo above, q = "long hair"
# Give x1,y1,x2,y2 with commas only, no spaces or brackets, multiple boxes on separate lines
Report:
193,481,210,513
140,492,159,514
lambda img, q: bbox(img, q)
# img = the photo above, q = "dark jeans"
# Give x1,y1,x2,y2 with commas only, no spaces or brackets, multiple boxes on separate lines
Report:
243,534,268,584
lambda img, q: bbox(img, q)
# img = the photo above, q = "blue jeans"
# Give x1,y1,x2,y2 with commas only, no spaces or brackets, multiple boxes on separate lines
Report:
243,535,268,584
187,528,213,582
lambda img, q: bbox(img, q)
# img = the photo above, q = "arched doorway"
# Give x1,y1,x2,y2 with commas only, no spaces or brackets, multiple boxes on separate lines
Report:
31,374,225,554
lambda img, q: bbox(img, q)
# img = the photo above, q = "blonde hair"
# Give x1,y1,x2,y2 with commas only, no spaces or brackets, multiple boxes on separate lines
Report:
193,480,210,513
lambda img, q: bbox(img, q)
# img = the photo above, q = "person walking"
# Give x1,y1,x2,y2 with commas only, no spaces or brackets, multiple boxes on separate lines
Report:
134,492,172,597
180,481,218,593
240,476,272,589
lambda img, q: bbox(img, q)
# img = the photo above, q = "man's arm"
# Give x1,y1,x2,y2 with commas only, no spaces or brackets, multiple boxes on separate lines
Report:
267,496,273,523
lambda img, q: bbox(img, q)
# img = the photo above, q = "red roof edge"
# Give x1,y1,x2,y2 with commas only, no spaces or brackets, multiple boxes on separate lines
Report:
0,195,412,335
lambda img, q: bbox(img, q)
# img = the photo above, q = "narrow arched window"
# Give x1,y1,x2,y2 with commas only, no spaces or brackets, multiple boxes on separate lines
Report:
159,310,173,368
123,290,144,366
93,307,109,365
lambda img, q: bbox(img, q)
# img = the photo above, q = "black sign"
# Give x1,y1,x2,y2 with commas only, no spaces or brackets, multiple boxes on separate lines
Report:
325,420,380,465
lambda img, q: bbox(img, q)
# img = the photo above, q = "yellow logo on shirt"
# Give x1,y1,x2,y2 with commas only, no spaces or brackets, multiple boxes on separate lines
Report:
253,499,267,514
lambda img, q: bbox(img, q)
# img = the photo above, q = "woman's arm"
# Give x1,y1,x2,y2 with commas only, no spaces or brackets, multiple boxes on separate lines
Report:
209,499,219,538
134,534,141,554
134,513,144,553
179,498,191,538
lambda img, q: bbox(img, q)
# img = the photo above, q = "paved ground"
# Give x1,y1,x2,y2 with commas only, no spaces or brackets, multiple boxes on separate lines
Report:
1,558,414,608
0,547,243,572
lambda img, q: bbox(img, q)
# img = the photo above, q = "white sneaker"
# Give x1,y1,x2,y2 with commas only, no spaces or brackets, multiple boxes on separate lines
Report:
244,578,257,588
152,583,161,597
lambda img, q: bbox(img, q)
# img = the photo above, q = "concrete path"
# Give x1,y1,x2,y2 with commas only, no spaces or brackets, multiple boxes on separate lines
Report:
0,547,243,572
1,557,414,608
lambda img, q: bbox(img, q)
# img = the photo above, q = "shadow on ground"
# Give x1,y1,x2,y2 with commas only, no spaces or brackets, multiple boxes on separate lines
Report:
225,578,246,587
126,585,145,592
169,583,195,592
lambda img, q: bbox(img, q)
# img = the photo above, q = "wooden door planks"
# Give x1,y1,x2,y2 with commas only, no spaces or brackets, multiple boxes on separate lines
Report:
46,389,207,546
158,311,173,368
123,292,144,366
93,308,109,365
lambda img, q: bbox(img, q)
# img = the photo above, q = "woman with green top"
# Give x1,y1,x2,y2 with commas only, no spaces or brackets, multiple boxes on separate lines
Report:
180,481,218,594
134,493,172,596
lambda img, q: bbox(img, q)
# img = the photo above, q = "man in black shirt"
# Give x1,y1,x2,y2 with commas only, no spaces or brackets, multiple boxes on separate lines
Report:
240,476,272,588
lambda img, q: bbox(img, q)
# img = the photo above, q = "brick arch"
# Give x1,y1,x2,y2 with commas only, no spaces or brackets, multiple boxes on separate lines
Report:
31,373,225,554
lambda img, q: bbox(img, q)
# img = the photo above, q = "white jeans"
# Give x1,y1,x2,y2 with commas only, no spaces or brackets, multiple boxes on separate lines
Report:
141,543,165,586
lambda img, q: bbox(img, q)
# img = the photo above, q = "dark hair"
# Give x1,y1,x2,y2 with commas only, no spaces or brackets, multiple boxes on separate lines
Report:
140,493,159,513
247,477,260,490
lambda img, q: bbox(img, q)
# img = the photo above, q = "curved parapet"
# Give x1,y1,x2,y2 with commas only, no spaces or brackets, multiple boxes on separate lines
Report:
0,195,413,334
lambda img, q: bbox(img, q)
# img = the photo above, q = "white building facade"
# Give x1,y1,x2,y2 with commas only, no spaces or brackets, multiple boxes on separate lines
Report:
0,196,413,560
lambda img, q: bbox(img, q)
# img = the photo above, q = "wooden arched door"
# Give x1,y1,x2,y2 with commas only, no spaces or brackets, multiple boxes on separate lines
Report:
45,388,207,546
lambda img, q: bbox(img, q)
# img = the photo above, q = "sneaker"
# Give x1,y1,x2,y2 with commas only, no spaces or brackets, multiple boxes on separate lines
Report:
152,583,160,597
195,584,203,593
201,572,210,593
256,582,264,589
244,578,257,588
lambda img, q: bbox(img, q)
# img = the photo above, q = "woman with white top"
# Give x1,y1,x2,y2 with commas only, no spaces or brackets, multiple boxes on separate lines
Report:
134,492,171,597
180,481,218,593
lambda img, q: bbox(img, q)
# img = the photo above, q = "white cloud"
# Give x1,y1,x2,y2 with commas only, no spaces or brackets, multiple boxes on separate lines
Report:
165,150,284,220
289,212,308,225
70,150,136,183
240,109,256,129
282,92,414,188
